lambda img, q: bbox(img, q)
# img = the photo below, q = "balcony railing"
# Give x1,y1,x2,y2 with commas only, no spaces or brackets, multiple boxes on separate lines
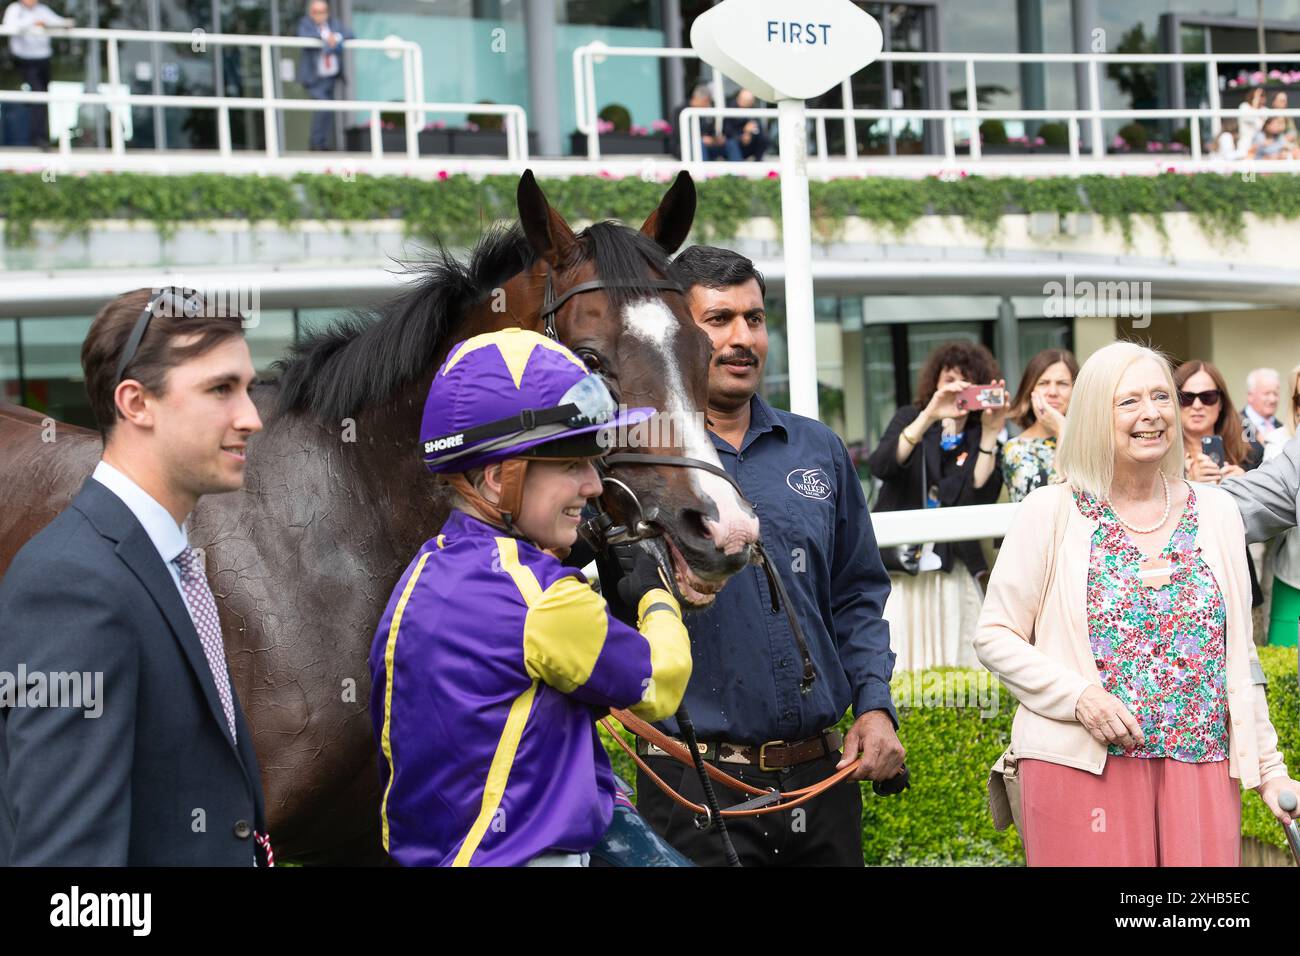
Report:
0,24,529,162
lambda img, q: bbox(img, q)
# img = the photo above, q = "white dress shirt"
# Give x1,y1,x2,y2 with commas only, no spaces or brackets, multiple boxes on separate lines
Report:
91,460,193,613
3,2,63,60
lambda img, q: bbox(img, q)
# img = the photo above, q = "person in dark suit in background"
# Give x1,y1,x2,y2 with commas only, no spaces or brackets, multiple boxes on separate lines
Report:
722,88,770,160
296,0,354,151
0,286,268,865
1241,367,1283,470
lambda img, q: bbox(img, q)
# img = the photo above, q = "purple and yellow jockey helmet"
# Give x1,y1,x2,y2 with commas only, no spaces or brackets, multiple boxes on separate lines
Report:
419,328,654,474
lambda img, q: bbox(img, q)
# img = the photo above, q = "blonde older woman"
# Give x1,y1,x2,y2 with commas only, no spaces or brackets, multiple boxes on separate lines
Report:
976,342,1297,866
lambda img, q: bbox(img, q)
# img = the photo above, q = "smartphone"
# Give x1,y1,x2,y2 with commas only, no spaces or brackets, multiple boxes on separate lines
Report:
1201,435,1226,468
955,384,1006,413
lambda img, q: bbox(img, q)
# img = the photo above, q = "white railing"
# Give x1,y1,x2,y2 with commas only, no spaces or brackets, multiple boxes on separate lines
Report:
0,24,529,161
871,502,1018,549
677,104,1300,165
575,42,1300,167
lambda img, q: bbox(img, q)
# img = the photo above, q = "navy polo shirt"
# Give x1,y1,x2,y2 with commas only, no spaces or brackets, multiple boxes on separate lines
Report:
659,394,897,744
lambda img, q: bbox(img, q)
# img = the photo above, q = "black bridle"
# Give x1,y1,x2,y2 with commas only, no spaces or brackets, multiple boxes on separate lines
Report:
539,263,824,868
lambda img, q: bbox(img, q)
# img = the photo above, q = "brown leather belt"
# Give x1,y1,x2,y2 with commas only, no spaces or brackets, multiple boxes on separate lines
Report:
636,729,844,772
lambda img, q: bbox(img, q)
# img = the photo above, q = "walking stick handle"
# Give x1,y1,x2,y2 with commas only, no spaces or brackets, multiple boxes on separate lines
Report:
1279,791,1300,866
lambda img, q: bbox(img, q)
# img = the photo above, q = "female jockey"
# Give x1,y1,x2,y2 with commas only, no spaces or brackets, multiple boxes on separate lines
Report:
369,328,692,866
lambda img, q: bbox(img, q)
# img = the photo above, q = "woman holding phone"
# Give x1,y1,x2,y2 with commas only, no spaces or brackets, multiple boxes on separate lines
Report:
867,340,1007,670
1175,360,1249,484
976,342,1297,865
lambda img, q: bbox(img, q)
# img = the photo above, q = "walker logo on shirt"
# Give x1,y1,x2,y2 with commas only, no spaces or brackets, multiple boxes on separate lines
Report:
786,468,831,500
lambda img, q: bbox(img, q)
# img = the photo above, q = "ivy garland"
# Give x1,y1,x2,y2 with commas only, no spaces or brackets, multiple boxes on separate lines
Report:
1,170,1296,251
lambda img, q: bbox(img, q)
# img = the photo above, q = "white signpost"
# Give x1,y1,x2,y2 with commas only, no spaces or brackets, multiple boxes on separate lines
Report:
691,0,883,419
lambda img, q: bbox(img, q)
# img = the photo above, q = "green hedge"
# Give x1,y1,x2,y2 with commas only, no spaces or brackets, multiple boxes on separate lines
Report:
3,170,1299,252
602,647,1299,865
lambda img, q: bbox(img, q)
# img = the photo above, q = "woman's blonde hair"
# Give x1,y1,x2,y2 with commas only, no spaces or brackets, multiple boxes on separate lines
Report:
1056,341,1184,499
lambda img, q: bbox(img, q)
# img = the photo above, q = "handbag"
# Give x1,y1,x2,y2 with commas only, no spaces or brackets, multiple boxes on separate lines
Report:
880,432,937,576
985,482,1072,832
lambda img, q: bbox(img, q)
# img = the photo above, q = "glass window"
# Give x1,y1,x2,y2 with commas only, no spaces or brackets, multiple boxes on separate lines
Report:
16,316,95,428
562,0,661,28
0,318,20,406
243,309,295,374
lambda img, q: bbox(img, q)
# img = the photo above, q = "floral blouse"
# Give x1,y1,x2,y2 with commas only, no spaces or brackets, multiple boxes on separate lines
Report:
1074,483,1229,762
1002,435,1057,503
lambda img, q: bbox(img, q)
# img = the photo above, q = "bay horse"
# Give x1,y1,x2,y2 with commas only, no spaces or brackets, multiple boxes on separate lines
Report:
0,171,760,863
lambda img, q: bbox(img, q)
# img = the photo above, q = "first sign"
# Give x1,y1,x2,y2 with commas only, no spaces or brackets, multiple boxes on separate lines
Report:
692,0,883,101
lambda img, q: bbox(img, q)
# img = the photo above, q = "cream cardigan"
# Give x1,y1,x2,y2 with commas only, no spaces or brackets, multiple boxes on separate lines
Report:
974,479,1288,789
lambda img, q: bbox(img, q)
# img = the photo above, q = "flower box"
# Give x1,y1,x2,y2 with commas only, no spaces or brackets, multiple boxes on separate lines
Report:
569,131,677,156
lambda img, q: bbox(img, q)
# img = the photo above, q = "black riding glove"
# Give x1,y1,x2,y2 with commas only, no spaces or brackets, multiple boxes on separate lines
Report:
611,541,673,612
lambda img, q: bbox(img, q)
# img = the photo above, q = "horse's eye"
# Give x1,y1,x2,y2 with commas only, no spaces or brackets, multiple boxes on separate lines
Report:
577,350,602,372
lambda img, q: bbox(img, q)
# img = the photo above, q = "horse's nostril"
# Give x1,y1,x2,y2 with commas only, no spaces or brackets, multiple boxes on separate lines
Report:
682,508,714,543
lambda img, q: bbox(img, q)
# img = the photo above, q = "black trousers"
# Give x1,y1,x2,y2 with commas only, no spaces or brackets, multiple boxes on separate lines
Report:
14,55,51,146
636,751,864,866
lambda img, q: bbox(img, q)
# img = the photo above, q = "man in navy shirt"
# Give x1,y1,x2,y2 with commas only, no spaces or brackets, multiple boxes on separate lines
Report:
632,246,903,866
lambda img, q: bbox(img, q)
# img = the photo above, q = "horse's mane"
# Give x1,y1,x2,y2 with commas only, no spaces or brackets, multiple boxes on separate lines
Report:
273,219,673,425
273,225,536,424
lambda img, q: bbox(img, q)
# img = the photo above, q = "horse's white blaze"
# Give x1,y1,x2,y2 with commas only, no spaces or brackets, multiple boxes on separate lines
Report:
622,300,759,557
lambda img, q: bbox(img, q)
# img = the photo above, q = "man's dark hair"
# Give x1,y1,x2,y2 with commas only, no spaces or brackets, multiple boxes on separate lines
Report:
672,245,767,298
81,288,245,442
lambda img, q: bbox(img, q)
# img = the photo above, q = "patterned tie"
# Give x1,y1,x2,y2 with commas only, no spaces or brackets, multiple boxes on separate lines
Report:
175,546,237,743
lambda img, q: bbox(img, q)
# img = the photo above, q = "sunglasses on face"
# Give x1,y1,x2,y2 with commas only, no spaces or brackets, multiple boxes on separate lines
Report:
1178,388,1221,408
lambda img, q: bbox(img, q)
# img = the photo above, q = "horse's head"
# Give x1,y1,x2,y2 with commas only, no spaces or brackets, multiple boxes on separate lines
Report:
515,170,760,607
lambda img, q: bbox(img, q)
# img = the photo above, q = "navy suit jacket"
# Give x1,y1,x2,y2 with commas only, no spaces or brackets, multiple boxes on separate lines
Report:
296,15,354,86
0,478,267,866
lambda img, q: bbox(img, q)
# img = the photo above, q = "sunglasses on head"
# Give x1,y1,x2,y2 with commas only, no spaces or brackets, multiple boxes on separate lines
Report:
1178,388,1221,408
113,287,208,385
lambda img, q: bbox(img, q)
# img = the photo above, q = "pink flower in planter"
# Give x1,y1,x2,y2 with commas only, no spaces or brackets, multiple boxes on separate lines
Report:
423,120,446,131
596,119,615,134
766,170,779,179
1033,136,1045,146
465,122,479,132
437,170,449,180
630,125,649,136
651,119,672,134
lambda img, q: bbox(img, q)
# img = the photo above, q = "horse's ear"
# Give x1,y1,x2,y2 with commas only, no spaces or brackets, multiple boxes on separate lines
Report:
639,171,696,254
517,169,577,266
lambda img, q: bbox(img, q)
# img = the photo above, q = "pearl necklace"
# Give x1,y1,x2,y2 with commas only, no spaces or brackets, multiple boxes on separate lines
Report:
1108,473,1170,535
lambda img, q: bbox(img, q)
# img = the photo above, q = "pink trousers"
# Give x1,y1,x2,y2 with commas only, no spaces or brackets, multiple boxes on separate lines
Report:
1019,756,1240,866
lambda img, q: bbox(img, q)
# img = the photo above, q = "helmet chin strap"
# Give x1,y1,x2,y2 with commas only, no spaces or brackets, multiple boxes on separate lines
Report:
445,459,530,535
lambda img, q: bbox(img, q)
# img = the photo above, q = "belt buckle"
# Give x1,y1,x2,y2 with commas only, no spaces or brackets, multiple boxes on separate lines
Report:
758,739,786,772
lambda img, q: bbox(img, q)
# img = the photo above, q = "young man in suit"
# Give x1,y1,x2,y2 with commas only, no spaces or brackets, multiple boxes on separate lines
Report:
296,0,354,151
0,287,268,865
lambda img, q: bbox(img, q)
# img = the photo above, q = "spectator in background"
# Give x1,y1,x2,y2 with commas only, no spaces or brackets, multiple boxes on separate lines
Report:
1257,365,1300,648
672,84,737,161
2,0,71,149
867,341,1006,671
1242,367,1282,466
1247,116,1300,161
1238,86,1266,149
1269,90,1297,145
722,88,770,161
1212,118,1240,160
296,0,354,151
1001,348,1078,503
1176,360,1249,483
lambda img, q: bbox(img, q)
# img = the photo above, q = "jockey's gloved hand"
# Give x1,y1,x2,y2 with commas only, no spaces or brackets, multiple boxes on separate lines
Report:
612,541,673,610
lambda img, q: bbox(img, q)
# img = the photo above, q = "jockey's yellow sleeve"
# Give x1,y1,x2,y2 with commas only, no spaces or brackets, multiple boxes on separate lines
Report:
521,573,690,723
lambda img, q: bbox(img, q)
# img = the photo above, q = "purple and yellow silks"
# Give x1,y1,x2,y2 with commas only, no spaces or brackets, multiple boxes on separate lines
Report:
369,509,690,866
